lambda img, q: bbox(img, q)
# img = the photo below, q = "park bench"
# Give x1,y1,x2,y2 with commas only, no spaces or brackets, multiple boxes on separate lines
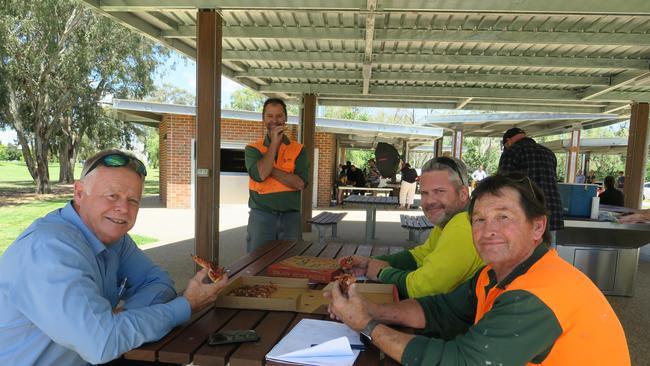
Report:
308,212,347,244
400,214,434,243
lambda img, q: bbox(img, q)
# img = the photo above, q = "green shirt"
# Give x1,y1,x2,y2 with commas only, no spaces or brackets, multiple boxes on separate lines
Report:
376,211,484,298
245,135,309,213
402,244,562,366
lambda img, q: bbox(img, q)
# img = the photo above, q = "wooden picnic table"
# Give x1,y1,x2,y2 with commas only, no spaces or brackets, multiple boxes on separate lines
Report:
123,240,408,366
344,195,399,244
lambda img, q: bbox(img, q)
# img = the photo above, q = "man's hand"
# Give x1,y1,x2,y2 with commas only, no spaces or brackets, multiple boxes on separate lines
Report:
324,282,372,331
268,125,286,146
183,269,229,313
618,211,650,224
366,258,390,281
341,255,370,277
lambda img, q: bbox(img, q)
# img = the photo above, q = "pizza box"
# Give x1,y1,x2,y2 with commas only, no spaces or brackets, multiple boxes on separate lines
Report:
266,256,343,284
214,276,398,314
214,276,308,312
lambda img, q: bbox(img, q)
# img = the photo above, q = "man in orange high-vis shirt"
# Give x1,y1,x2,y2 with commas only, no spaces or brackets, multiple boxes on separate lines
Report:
326,173,629,366
244,98,309,252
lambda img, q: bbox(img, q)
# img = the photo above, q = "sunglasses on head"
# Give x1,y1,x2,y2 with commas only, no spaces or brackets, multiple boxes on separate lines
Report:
84,153,147,178
435,157,465,185
509,174,538,202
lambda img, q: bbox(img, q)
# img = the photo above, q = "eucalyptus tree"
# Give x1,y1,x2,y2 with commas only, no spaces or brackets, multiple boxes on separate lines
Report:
0,0,168,191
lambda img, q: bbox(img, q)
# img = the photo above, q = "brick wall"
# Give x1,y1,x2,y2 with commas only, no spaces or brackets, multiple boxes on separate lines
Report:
160,114,331,208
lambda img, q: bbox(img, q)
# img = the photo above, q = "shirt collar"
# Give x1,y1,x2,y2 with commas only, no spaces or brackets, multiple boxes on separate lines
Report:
488,243,549,289
263,134,291,146
61,201,108,256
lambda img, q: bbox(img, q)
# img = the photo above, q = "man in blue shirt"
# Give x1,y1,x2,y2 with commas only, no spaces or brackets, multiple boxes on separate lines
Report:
0,149,228,365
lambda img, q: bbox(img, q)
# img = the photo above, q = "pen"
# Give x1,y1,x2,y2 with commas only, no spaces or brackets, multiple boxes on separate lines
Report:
311,343,365,350
117,277,127,300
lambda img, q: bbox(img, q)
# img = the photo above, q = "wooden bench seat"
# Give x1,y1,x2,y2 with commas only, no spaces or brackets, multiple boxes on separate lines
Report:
399,214,434,243
307,212,347,244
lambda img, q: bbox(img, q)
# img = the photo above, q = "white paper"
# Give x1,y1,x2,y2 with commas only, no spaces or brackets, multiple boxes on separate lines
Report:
279,336,353,358
266,319,362,366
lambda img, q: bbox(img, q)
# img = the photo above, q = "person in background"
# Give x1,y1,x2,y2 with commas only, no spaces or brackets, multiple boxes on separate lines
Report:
0,149,228,365
326,174,630,366
470,164,488,189
340,157,483,299
244,98,309,252
617,171,625,189
586,169,597,184
367,158,381,188
336,164,349,205
499,127,564,245
347,165,366,191
399,162,419,209
575,169,586,184
599,175,625,206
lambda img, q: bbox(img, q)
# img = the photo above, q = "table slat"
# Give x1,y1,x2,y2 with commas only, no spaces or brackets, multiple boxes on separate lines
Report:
158,308,237,364
355,244,373,257
318,242,343,259
229,311,296,366
336,243,358,259
192,310,267,366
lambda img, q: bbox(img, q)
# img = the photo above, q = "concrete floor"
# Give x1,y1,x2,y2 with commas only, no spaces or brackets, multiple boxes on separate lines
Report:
133,196,649,366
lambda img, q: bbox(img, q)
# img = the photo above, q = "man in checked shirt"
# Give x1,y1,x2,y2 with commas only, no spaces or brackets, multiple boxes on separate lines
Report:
498,127,564,246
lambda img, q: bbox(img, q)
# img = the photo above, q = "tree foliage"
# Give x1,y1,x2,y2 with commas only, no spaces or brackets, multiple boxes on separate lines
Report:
145,83,195,105
0,0,168,190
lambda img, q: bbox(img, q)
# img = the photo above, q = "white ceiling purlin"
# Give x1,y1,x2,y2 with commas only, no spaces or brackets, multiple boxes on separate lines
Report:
221,50,647,70
93,0,650,15
362,0,377,95
163,27,650,47
580,71,650,101
238,69,610,86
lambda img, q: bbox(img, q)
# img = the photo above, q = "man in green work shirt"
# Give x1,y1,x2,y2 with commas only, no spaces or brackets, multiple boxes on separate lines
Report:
326,173,629,366
342,157,483,298
244,98,309,252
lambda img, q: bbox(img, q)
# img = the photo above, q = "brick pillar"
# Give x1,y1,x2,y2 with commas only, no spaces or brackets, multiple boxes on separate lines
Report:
159,114,195,208
315,132,335,207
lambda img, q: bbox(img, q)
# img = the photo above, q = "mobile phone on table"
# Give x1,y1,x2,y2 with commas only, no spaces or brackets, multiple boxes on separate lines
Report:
207,329,260,346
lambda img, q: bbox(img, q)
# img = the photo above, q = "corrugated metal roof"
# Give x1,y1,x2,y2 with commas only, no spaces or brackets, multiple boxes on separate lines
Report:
81,1,650,122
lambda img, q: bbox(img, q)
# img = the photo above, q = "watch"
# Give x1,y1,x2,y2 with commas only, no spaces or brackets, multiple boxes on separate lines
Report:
359,318,381,346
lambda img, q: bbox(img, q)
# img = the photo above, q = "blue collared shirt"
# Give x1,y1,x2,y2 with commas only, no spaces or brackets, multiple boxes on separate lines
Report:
0,202,191,365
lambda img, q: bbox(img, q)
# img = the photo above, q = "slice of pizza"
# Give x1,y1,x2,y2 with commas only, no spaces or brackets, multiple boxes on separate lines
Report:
191,254,225,283
335,274,356,297
339,255,354,270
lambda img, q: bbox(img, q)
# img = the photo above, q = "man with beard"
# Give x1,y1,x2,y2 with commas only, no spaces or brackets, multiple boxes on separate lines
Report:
245,98,309,252
341,157,483,298
326,174,629,366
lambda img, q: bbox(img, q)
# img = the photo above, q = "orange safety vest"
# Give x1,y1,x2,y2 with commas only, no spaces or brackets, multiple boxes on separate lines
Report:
247,138,304,195
474,250,630,365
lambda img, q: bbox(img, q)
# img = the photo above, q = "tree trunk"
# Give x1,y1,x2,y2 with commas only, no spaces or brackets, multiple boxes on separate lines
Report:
58,142,75,183
34,129,51,194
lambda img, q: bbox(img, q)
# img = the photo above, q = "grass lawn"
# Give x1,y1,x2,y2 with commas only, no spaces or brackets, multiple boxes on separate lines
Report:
0,160,159,255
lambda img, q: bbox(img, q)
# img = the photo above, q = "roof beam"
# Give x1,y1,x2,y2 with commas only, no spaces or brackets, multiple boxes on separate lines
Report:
163,26,650,47
580,71,650,100
362,0,377,95
456,98,472,109
374,53,648,70
262,83,580,100
221,50,648,70
91,0,650,15
237,68,609,86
